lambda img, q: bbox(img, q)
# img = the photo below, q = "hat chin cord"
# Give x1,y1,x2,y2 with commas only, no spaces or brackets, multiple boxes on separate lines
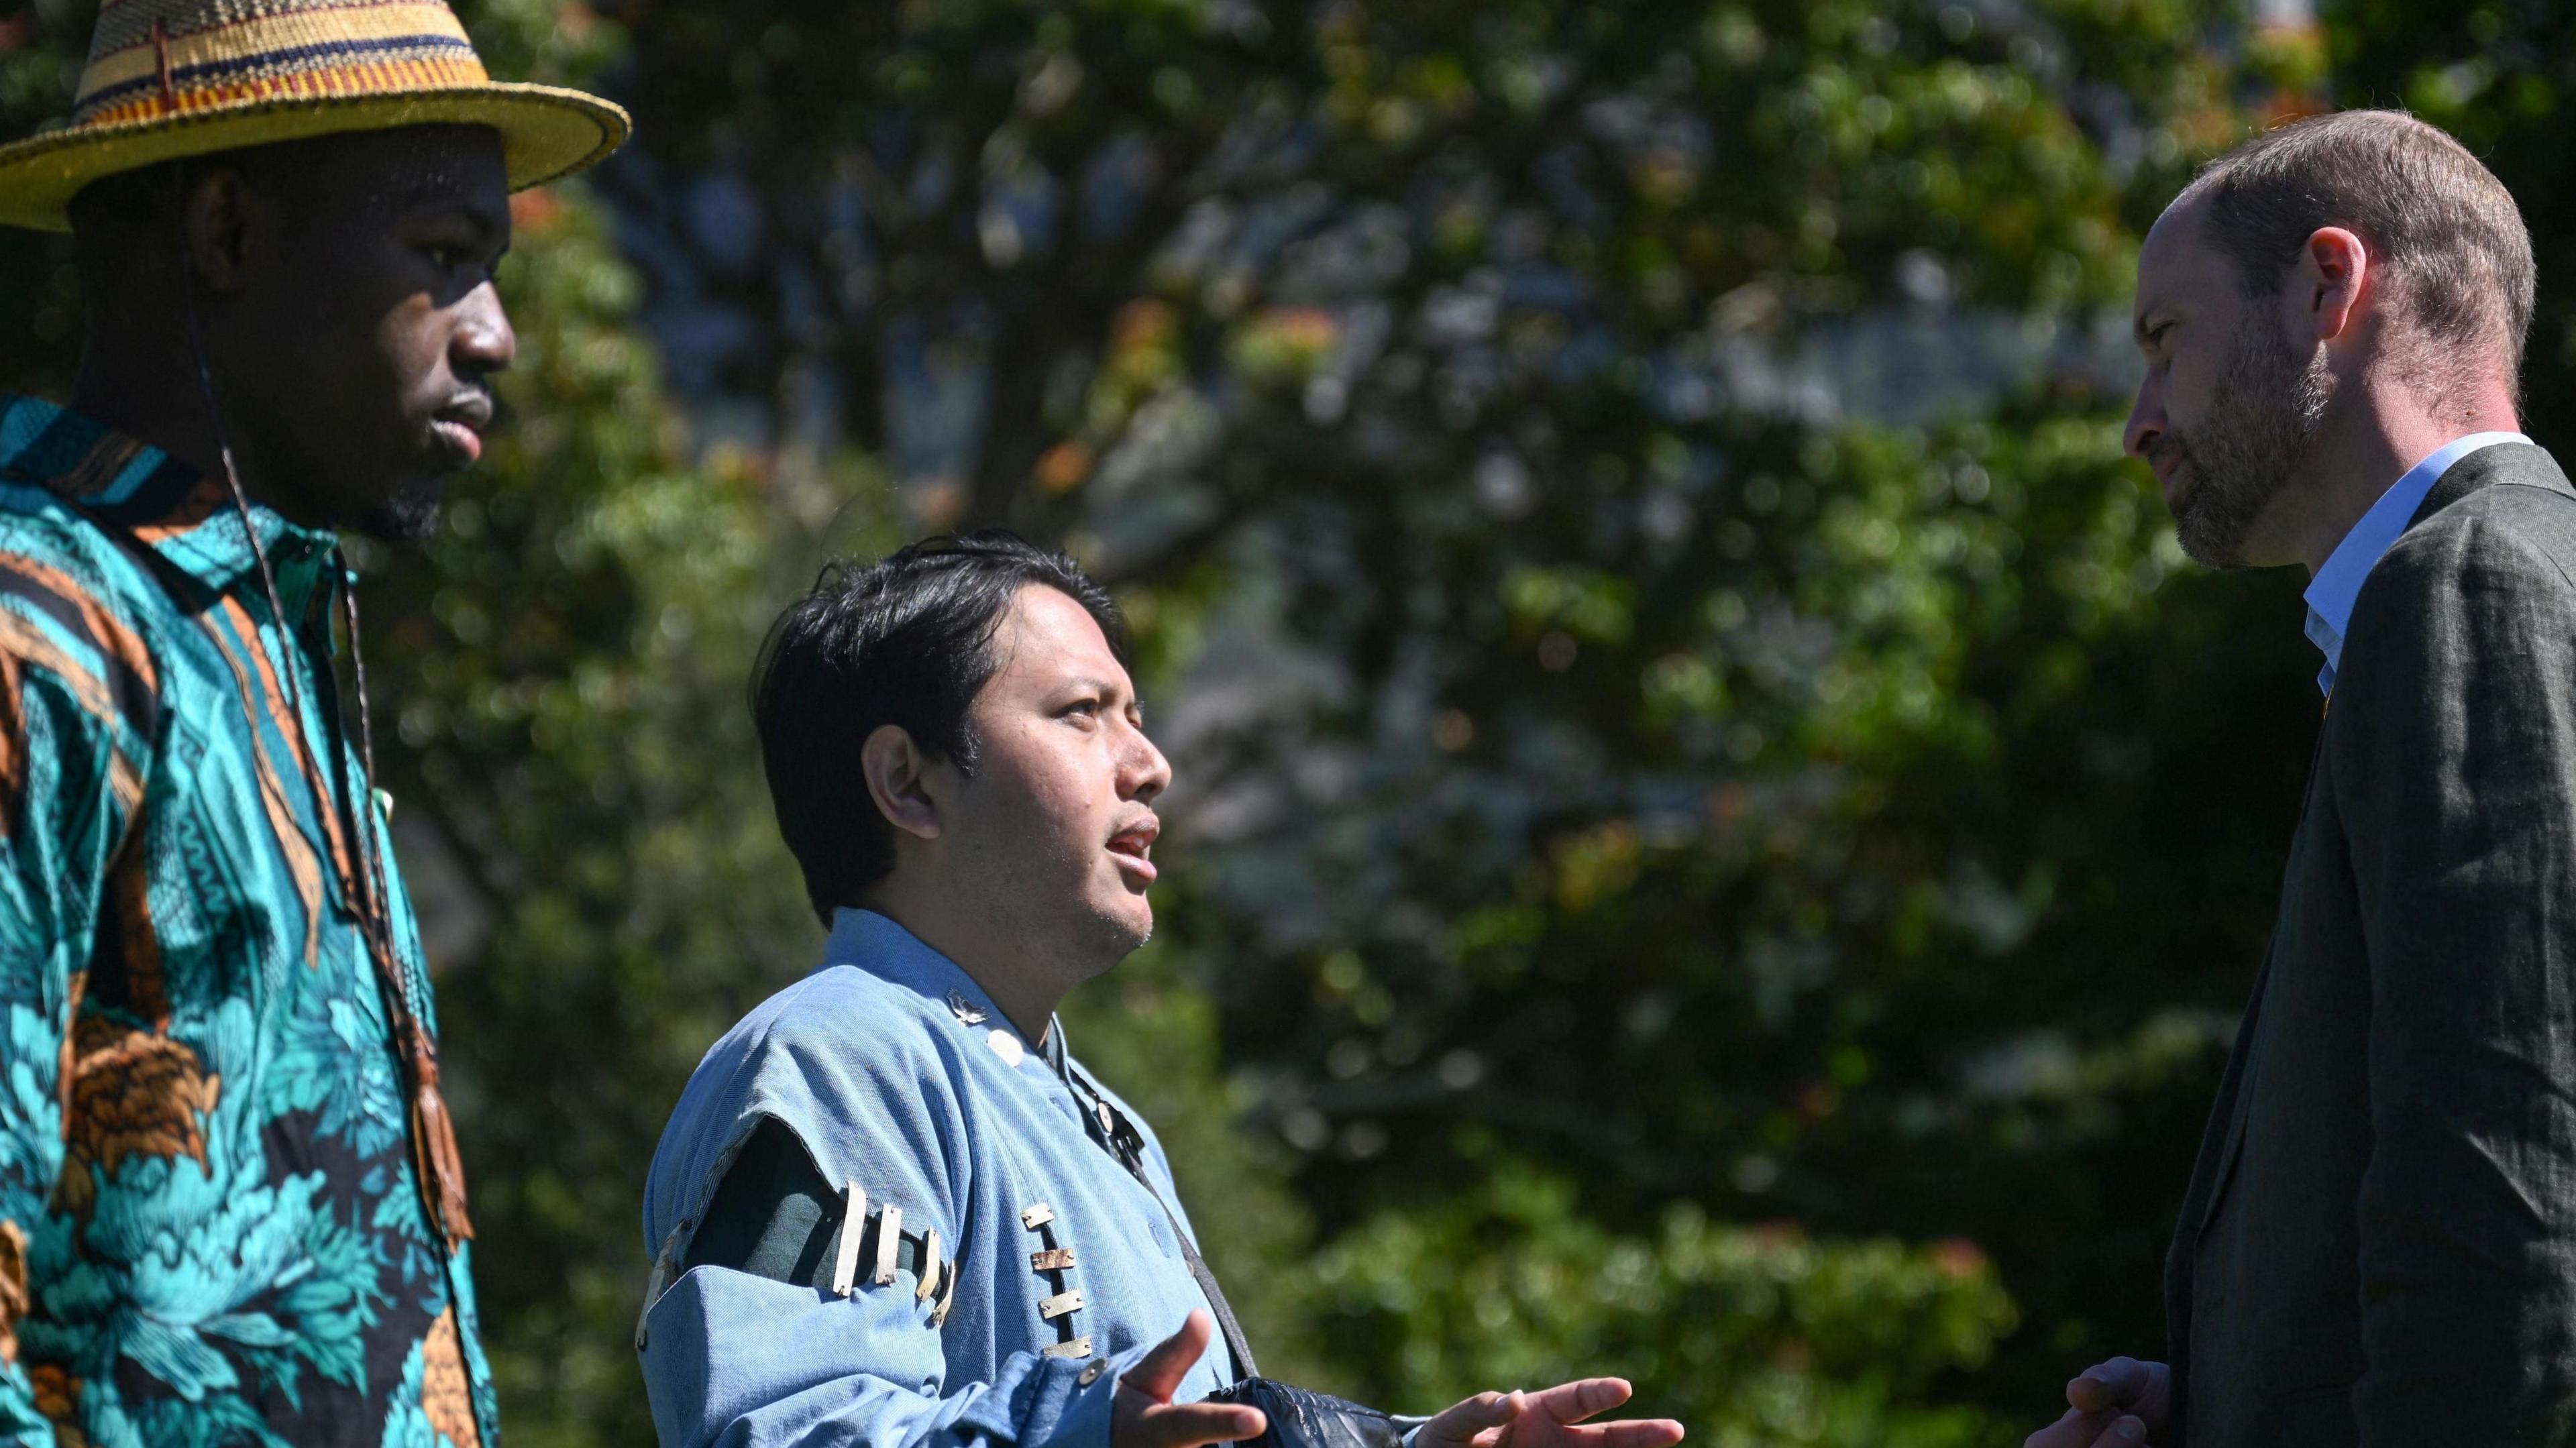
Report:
171,175,476,1247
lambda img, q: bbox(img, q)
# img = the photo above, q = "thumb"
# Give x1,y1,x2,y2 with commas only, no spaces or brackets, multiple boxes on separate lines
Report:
1419,1390,1519,1448
2067,1358,2153,1414
1122,1310,1216,1406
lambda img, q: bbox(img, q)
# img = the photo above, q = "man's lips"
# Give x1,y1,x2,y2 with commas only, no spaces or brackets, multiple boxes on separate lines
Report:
430,396,493,465
429,419,482,464
2151,450,2190,508
1106,819,1159,883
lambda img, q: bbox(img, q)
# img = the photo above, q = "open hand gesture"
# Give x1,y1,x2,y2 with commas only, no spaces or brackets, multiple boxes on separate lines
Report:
1417,1379,1684,1448
1114,1311,1269,1448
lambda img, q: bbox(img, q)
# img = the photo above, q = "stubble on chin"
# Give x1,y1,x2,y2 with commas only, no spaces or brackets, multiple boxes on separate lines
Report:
2167,317,2336,569
1065,873,1154,978
1075,904,1152,975
968,827,1152,987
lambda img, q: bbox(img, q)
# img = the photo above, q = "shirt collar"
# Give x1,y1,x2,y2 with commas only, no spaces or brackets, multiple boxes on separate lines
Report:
2302,430,2530,695
822,907,1056,1062
0,392,341,606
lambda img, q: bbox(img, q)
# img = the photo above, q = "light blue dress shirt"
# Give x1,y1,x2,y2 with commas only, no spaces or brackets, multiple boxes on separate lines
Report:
2304,431,2531,695
635,909,1233,1448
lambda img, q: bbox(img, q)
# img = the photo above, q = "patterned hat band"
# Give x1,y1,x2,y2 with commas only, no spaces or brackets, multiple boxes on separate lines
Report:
72,3,490,129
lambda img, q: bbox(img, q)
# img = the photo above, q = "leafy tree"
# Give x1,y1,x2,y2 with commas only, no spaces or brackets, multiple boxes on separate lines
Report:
589,0,2310,1433
0,0,2387,1443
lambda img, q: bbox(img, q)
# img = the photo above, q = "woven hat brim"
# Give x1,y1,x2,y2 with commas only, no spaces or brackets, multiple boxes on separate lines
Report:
0,82,631,232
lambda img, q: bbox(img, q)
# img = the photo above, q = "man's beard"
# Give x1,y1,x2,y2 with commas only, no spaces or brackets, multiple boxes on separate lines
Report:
353,482,442,543
2163,311,2337,568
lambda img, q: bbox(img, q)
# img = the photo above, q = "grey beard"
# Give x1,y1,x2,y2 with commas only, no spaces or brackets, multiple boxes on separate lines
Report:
2170,315,2337,569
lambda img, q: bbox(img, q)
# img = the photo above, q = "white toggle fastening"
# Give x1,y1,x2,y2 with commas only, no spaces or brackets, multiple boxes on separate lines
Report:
1020,1202,1055,1231
1078,1359,1112,1386
917,1230,945,1303
874,1204,904,1287
1038,1289,1085,1320
831,1183,867,1297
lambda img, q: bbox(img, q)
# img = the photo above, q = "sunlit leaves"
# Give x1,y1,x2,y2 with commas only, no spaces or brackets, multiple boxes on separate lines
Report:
1302,1163,2017,1446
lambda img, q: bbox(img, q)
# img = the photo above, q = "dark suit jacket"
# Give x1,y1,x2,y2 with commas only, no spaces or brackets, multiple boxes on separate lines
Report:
2167,442,2576,1447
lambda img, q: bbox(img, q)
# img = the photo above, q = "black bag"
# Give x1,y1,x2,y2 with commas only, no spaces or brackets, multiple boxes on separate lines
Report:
1207,1378,1407,1448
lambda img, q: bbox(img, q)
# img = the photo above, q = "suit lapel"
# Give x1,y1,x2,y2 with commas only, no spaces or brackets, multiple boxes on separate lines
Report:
2167,941,2276,1423
2191,950,2271,1233
2181,701,2339,1238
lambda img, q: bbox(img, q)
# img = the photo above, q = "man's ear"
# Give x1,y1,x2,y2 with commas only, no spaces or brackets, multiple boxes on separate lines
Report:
180,166,260,295
2298,225,2371,346
861,724,944,843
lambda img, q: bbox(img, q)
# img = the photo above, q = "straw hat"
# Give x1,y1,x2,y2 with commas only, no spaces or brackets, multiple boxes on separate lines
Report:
0,0,632,232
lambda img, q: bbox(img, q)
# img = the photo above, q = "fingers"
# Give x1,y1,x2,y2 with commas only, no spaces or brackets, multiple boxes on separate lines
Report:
1119,1311,1216,1407
1487,1384,1681,1448
2023,1406,2146,1448
1546,1418,1685,1448
1522,1379,1633,1426
1112,1315,1263,1448
2065,1358,2155,1415
1127,1402,1269,1448
1418,1390,1519,1448
2023,1408,2107,1448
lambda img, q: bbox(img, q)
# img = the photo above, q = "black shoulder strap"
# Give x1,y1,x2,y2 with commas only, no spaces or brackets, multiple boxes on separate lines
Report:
1062,1062,1260,1382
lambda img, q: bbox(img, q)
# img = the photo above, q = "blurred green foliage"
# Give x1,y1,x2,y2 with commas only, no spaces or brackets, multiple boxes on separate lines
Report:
11,0,2524,1444
1301,1162,2015,1448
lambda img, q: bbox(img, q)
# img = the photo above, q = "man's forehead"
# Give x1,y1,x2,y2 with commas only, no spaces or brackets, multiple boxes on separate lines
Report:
2137,194,2214,295
994,585,1126,682
259,123,508,215
380,131,509,209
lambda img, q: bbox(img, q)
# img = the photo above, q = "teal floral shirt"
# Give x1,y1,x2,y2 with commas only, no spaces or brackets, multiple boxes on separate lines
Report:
0,396,495,1448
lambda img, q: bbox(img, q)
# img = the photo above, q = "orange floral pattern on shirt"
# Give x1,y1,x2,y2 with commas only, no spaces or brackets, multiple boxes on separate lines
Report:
30,1363,82,1445
52,1018,218,1220
0,1219,24,1366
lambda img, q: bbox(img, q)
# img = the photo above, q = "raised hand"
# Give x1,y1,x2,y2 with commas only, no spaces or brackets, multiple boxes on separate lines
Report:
2023,1357,2173,1448
1114,1311,1269,1448
1417,1378,1684,1448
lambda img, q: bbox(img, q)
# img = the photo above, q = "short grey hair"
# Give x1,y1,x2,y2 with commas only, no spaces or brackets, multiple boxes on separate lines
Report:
2180,109,2534,402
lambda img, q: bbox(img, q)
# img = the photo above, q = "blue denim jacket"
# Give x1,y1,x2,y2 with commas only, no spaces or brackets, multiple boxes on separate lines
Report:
637,909,1234,1448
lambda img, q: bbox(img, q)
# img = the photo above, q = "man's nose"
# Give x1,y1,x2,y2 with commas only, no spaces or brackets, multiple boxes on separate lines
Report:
453,280,517,376
2123,376,2163,461
1124,728,1172,804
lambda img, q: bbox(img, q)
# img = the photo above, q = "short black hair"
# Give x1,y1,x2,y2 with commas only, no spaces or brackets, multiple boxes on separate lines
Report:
752,530,1134,926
